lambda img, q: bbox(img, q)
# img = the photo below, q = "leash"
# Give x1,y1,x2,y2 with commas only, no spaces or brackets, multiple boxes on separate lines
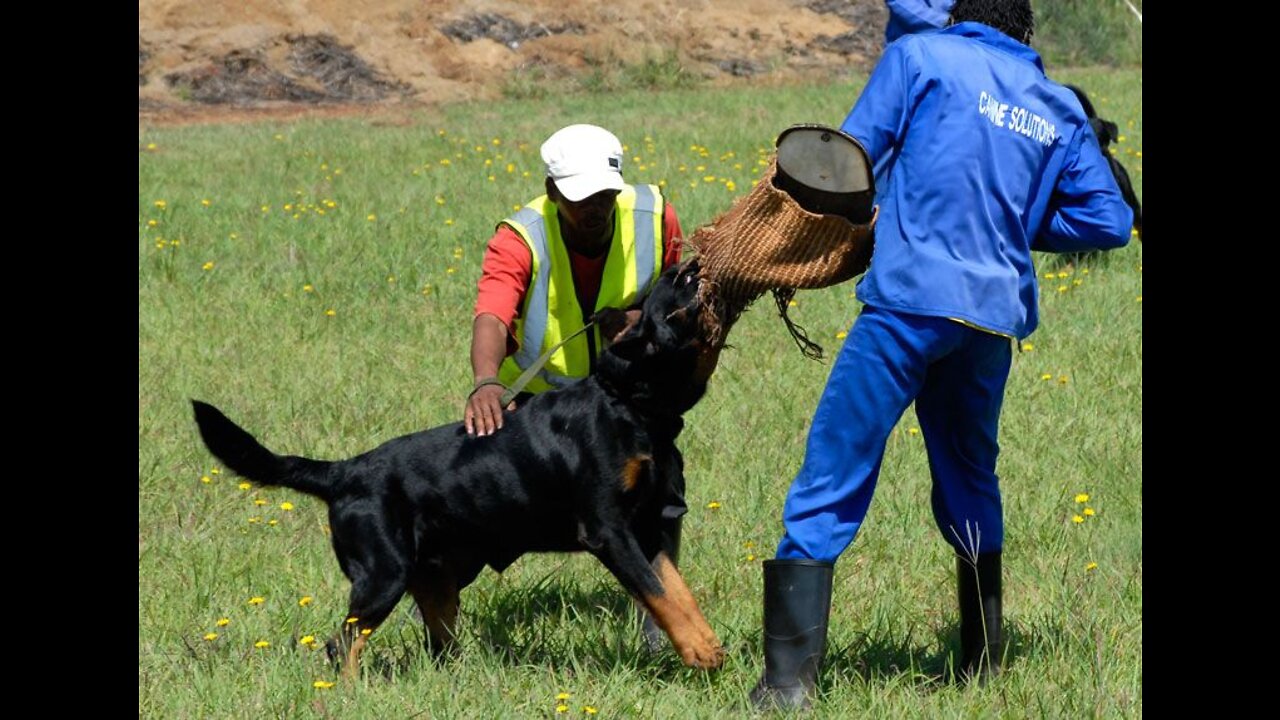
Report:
492,320,597,407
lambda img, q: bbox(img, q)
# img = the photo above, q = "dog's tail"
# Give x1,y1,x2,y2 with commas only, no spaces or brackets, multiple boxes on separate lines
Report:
191,400,336,501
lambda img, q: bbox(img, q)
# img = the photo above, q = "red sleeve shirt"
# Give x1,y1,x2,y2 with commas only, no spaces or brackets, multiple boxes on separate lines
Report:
474,200,684,353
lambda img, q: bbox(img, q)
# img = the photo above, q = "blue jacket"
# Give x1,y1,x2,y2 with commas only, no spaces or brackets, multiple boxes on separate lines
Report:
885,0,952,44
841,22,1133,340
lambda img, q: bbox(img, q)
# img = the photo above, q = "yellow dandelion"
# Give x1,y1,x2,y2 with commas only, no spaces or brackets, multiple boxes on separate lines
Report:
274,134,284,141
584,707,598,715
440,158,452,166
201,475,212,484
303,284,314,292
216,618,230,627
1075,493,1090,503
836,331,848,339
202,261,215,271
146,142,157,150
556,706,569,714
254,498,268,506
1136,295,1142,303
746,554,756,561
361,628,372,636
202,199,212,207
154,200,167,209
788,299,798,307
1073,278,1083,286
703,175,716,183
300,635,317,646
1083,507,1096,517
313,680,336,689
556,692,572,701
248,516,262,524
387,275,396,283
1085,562,1099,572
254,640,270,649
248,596,265,605
1135,151,1142,158
333,169,342,175
1058,375,1069,384
299,596,313,607
1041,373,1053,381
907,427,919,435
346,616,359,624
148,219,158,228
1042,272,1055,280
1131,228,1139,238
281,502,294,511
707,501,721,510
366,214,377,222
211,468,221,475
744,541,755,548
268,519,279,526
1072,515,1085,524
446,267,457,274
325,309,336,317
445,219,454,226
230,232,239,239
1117,135,1127,143
1057,285,1068,293
435,196,446,205
239,482,252,490
1021,342,1034,352
203,632,218,641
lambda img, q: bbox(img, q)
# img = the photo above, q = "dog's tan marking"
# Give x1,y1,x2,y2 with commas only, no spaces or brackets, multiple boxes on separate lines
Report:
638,552,725,669
342,633,368,680
621,455,652,493
411,577,460,656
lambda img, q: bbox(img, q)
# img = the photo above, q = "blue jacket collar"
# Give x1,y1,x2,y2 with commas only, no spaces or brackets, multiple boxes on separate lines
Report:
943,21,1044,73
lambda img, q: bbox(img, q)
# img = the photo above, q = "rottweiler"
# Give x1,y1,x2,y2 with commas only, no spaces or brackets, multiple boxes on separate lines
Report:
191,260,725,677
1067,84,1143,241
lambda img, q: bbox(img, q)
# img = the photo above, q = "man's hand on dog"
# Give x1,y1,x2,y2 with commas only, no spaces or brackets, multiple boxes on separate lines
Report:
465,383,515,436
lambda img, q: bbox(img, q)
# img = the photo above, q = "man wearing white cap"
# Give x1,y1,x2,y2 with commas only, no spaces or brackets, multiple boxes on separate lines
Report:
464,124,686,649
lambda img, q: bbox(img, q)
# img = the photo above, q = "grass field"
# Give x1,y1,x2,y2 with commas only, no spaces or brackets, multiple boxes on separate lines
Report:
139,66,1142,718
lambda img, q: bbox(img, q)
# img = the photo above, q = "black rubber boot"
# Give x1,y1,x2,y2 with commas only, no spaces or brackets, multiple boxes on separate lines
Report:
956,551,1002,684
640,516,683,652
749,559,834,711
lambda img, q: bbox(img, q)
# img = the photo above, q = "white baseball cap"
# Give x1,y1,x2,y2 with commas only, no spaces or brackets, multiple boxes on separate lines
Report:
541,124,626,202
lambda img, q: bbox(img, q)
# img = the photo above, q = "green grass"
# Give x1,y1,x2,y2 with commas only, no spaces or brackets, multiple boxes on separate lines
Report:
139,67,1142,718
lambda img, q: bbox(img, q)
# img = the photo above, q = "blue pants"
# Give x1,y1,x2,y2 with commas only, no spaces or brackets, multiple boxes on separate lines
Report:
776,305,1012,562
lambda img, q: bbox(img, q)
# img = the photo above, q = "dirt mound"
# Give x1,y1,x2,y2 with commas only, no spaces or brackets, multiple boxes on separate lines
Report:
138,0,887,123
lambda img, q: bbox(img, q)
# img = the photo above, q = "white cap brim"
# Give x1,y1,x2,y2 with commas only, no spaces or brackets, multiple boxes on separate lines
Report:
553,171,626,202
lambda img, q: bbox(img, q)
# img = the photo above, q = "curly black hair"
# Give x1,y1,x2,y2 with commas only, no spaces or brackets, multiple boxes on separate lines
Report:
949,0,1035,44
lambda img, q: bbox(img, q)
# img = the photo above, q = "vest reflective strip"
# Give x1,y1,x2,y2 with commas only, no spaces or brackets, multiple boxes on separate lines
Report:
504,206,552,375
632,184,658,292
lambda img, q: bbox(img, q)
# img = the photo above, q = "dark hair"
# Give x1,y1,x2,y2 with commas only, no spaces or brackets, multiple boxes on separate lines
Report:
949,0,1035,44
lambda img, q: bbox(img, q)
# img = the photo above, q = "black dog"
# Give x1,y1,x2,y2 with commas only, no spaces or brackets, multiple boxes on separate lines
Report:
1067,84,1142,241
192,261,725,676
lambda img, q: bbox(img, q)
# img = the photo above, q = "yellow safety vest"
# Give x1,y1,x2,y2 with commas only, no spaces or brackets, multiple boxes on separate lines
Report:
498,184,665,393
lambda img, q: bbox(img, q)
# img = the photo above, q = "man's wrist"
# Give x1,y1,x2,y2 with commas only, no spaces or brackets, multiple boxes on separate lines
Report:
469,376,507,399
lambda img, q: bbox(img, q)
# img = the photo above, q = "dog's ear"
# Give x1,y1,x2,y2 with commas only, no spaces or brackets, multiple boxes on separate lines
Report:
1100,119,1119,145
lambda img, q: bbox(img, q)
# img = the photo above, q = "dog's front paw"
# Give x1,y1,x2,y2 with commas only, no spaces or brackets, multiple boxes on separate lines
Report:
679,641,726,670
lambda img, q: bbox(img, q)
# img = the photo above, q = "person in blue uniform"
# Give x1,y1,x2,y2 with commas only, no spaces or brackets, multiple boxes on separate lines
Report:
750,0,1134,709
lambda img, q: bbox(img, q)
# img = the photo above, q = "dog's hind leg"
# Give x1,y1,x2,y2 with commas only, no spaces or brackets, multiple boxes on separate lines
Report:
327,571,410,680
